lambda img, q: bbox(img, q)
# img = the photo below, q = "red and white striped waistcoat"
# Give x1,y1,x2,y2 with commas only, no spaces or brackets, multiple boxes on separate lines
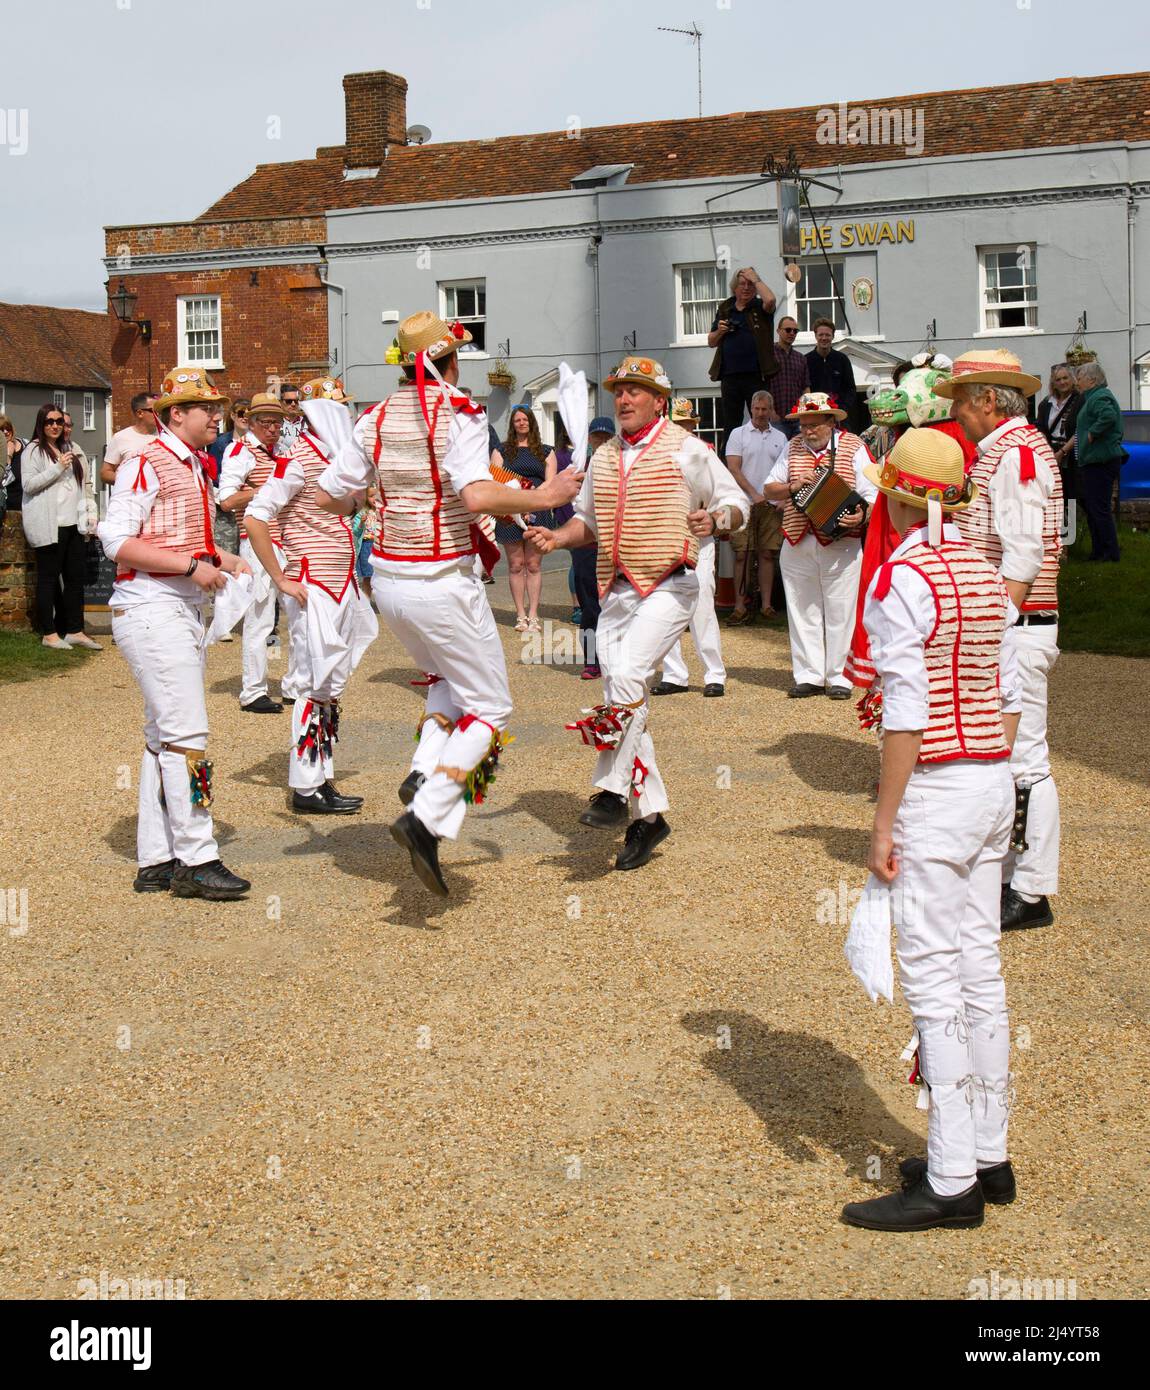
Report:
230,439,283,544
369,383,479,563
592,419,699,598
781,431,866,546
116,435,217,582
955,420,1062,613
887,540,1012,765
277,432,356,601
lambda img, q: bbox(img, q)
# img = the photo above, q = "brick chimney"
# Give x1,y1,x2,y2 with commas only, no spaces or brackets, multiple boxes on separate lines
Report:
343,70,408,168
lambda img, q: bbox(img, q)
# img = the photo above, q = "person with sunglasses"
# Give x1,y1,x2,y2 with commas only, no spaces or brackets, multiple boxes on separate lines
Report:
20,404,101,649
97,366,252,901
770,317,810,437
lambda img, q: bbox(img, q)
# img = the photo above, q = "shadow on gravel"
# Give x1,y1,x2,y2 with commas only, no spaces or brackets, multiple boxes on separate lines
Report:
723,663,794,693
777,823,870,868
104,814,238,858
681,1009,921,1182
759,732,876,795
232,751,286,786
366,667,424,691
483,788,619,882
208,674,242,697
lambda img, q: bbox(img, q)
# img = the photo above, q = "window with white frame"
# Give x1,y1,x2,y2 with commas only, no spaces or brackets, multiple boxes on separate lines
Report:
675,264,726,341
793,259,847,333
979,245,1038,330
682,394,724,455
439,280,486,352
178,295,223,367
83,393,95,431
53,390,67,412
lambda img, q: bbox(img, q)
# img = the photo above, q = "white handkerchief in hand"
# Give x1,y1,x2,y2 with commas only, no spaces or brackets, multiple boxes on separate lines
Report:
206,572,255,645
301,397,353,453
843,873,895,1003
557,362,589,467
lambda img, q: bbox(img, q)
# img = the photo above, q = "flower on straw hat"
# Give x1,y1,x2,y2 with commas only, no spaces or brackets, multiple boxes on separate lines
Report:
863,427,977,511
670,397,699,424
787,391,847,422
603,355,673,397
300,376,352,403
152,366,230,413
396,310,473,366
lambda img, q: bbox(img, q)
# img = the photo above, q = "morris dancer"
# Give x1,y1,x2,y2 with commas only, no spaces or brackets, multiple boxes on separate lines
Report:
935,350,1062,933
526,356,746,871
762,392,877,699
314,311,580,896
841,429,1021,1232
97,366,252,901
652,397,728,698
217,392,291,714
244,377,376,817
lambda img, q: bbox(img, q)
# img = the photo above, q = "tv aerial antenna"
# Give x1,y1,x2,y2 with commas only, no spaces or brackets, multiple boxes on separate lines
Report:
658,23,703,118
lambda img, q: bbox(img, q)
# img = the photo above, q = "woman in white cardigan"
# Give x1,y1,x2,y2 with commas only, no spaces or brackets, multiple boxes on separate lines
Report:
21,403,101,649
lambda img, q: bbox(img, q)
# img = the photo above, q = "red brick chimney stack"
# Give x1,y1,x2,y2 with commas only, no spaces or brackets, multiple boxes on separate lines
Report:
343,70,409,168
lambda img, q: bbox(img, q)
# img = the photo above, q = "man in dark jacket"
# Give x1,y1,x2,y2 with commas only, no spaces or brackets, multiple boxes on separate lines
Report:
1074,362,1125,561
805,317,858,427
708,267,778,447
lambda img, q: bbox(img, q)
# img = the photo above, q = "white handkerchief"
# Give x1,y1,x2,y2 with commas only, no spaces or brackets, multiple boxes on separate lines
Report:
206,572,255,645
557,362,590,467
843,873,895,1003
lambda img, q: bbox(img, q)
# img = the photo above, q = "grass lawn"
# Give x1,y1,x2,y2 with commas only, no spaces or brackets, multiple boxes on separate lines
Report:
1058,521,1150,658
0,631,97,684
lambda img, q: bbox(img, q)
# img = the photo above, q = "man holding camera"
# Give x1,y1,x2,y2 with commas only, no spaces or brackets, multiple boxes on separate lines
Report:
707,267,778,447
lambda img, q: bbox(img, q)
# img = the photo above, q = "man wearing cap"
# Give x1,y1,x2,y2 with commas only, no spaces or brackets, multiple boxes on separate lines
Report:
936,350,1062,933
841,429,1022,1233
217,393,292,714
762,391,878,698
526,356,747,871
97,366,253,901
244,377,377,817
652,397,728,698
312,311,581,896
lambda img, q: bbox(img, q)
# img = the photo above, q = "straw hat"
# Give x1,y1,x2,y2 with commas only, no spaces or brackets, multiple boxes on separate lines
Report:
932,348,1042,399
669,397,699,425
787,390,847,422
603,355,673,397
396,310,473,365
153,366,229,413
863,427,977,511
246,391,287,419
300,376,352,403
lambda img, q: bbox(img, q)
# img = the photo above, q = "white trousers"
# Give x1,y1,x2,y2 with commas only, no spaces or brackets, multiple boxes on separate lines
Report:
893,759,1015,1192
593,574,697,817
111,598,219,869
1004,623,1060,897
283,586,374,791
238,536,283,705
661,540,725,687
372,565,513,841
779,532,862,688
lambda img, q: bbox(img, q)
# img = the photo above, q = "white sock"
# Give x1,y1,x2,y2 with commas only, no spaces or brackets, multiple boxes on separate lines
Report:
926,1173,977,1198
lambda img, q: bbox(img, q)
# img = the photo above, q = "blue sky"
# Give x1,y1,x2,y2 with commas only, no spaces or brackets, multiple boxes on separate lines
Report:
0,0,1142,309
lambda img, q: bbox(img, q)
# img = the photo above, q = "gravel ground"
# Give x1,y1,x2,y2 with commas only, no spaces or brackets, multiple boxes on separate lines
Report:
2,571,1147,1301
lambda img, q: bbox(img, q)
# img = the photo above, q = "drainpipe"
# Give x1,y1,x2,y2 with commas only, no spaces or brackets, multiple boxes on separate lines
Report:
316,252,346,384
593,192,604,419
1127,192,1138,409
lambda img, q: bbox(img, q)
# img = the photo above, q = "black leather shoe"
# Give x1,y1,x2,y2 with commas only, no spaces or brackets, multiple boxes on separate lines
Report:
579,790,629,828
827,685,853,700
615,814,671,871
133,859,176,893
389,811,448,897
703,683,725,697
900,1156,1016,1205
1001,887,1054,932
651,682,689,696
292,784,361,815
170,859,251,901
241,694,283,713
398,770,426,806
841,1176,984,1231
788,683,824,698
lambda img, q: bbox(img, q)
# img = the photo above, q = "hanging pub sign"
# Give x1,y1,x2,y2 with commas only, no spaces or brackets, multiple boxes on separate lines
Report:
778,181,802,260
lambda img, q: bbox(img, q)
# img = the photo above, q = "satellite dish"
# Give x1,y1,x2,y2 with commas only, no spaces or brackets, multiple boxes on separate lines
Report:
406,124,432,146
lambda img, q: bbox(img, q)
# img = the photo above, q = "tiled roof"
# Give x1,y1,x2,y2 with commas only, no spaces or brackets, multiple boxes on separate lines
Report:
201,72,1150,221
0,302,111,391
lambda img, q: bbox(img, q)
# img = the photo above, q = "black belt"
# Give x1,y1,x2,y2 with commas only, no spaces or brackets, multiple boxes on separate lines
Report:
1015,614,1057,626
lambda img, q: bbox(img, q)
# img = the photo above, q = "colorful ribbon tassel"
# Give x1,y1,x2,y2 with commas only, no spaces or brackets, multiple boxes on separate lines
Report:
565,704,634,751
856,687,884,731
186,755,213,809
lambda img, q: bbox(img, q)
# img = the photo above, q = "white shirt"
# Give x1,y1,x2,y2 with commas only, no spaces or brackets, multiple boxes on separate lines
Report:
217,440,260,505
103,424,155,471
573,422,748,539
726,421,787,499
864,521,1022,733
315,396,495,577
764,429,879,504
97,427,211,607
976,416,1054,587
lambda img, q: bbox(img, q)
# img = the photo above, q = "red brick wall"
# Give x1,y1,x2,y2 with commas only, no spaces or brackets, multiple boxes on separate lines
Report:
105,216,325,259
343,71,407,168
107,263,329,432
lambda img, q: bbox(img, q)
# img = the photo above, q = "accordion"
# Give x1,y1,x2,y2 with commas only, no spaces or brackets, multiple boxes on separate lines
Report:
792,463,863,538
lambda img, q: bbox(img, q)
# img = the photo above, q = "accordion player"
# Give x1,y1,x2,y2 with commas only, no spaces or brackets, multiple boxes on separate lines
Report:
790,460,865,538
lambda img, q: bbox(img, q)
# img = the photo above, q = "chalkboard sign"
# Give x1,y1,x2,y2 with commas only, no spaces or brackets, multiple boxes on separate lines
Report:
85,549,117,608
